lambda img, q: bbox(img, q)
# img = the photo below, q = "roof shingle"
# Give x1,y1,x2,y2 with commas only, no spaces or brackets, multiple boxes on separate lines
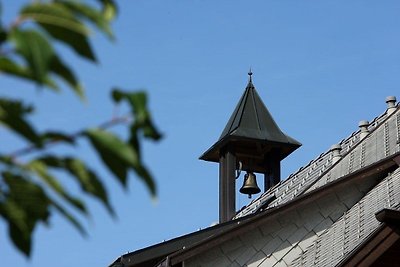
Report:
235,104,399,219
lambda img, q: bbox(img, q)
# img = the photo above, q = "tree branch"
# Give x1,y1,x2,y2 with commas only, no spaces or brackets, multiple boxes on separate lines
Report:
9,115,132,159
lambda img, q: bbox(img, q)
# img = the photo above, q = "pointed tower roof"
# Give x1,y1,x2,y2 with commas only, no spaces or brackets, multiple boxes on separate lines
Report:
200,72,301,164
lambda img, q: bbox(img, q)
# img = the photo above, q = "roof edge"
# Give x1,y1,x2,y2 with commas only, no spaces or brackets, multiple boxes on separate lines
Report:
199,135,301,162
110,208,255,267
166,153,400,266
337,207,400,267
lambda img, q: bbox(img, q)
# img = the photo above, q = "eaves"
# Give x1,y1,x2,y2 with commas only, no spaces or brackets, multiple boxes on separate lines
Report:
162,152,400,267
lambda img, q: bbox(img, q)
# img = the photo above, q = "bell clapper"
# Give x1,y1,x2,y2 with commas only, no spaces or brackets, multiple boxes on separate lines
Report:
235,161,243,179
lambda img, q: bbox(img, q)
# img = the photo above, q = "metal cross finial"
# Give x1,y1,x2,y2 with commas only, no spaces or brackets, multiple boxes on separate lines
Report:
248,68,253,83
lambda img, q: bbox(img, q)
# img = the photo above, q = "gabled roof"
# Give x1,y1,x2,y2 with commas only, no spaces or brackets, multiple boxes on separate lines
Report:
111,98,400,267
159,154,400,267
200,77,301,162
235,102,399,218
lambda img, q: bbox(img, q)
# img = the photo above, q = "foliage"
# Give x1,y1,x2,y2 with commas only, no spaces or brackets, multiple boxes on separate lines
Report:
0,0,161,257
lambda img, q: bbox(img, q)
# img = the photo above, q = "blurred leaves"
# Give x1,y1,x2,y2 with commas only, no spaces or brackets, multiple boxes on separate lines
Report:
49,55,84,99
36,155,113,215
0,172,51,256
0,0,161,258
27,159,88,215
85,90,163,196
0,58,59,90
112,90,162,141
1,0,118,97
110,90,162,195
55,0,114,39
20,2,96,61
85,129,133,186
0,98,40,145
10,29,54,84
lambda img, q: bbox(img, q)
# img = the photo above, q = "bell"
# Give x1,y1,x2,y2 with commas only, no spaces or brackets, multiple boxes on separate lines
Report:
239,172,261,198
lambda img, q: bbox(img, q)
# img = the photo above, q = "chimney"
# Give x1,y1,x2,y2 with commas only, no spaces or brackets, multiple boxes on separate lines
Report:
386,96,397,115
358,120,369,139
331,144,342,164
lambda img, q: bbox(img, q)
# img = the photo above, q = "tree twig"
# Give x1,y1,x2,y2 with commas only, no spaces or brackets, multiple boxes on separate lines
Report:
9,115,132,159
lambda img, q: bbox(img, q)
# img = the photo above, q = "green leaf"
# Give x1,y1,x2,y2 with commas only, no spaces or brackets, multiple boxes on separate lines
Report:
9,29,54,84
3,27,84,97
142,120,162,140
21,3,88,35
27,160,87,215
85,129,135,186
112,89,162,141
56,0,114,39
2,172,51,223
0,200,31,256
0,172,51,256
110,90,161,196
64,158,114,215
85,128,156,196
0,155,13,166
131,163,156,197
128,126,141,159
0,58,59,90
0,98,41,145
0,26,7,45
21,3,96,61
49,55,84,99
51,201,87,236
37,155,113,215
97,0,118,21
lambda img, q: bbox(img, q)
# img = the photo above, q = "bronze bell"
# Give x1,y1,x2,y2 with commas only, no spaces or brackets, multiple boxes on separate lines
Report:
239,172,261,198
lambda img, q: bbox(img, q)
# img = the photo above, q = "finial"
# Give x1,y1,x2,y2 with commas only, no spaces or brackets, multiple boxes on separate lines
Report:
248,68,253,83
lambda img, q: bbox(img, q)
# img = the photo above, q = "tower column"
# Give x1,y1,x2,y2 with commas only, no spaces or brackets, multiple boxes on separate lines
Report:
263,152,281,191
219,148,236,223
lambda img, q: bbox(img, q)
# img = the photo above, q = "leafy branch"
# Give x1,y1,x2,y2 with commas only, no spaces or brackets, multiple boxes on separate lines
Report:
9,113,130,159
0,0,162,257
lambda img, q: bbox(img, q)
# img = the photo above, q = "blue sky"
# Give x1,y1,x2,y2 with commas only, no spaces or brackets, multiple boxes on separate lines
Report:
1,1,400,266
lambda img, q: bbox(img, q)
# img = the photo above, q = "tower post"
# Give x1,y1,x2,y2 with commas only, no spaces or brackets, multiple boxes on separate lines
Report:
219,148,236,222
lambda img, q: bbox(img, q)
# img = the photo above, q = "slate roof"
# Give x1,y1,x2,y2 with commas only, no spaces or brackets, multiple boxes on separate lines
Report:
292,169,400,267
170,101,400,267
111,97,400,267
234,102,400,218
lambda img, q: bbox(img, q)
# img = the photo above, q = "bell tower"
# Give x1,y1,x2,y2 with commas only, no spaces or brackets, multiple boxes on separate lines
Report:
200,71,301,223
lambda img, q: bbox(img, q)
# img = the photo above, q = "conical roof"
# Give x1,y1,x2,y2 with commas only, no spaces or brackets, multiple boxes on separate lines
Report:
200,75,301,163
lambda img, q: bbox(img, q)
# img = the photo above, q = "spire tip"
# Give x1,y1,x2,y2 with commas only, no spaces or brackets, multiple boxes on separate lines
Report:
248,68,253,83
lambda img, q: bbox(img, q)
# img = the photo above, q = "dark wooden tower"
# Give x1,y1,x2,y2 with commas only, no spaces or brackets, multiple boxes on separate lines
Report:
200,72,301,223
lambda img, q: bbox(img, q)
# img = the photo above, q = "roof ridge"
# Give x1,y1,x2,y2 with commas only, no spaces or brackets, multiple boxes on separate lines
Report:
301,104,400,194
294,102,399,179
234,103,399,219
299,105,400,195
